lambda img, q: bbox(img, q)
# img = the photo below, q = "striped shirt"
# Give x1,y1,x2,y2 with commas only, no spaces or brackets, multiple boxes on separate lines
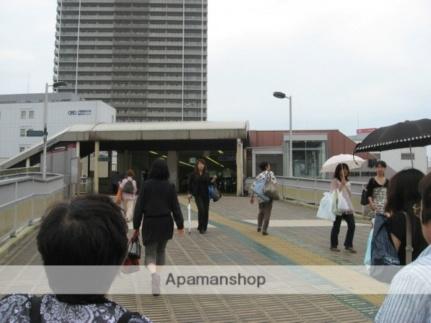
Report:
375,245,431,323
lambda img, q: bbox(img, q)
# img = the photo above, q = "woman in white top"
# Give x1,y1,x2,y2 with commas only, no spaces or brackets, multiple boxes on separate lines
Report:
119,169,138,222
330,163,356,253
250,161,277,236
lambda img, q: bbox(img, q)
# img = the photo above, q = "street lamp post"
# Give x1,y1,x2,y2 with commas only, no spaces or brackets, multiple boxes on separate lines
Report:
42,81,67,180
273,91,293,177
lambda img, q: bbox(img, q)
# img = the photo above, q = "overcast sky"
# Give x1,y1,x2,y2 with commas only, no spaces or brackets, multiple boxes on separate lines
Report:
0,0,430,140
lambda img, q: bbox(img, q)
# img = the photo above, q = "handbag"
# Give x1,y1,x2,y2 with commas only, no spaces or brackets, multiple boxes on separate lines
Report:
360,188,368,206
316,192,336,221
122,237,141,274
263,172,279,200
208,184,221,202
128,237,141,259
264,180,280,200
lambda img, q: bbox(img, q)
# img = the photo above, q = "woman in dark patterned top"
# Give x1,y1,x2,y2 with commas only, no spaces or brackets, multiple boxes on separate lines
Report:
366,160,389,216
0,195,151,323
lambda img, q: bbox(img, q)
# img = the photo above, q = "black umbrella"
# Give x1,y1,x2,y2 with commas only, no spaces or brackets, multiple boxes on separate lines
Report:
354,119,431,167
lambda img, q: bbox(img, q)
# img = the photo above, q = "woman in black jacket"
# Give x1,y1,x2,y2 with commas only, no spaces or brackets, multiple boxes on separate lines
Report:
187,159,216,234
133,159,184,295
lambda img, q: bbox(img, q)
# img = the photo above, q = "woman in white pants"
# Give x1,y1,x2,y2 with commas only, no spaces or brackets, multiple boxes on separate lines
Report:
119,169,137,222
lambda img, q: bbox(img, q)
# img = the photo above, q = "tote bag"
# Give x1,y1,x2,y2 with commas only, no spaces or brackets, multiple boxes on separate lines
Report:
317,192,336,221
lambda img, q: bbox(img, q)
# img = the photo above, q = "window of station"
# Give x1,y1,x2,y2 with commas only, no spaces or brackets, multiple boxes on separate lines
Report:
291,141,326,178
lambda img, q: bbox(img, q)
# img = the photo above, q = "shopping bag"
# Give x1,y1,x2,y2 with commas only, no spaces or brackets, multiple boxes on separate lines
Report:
187,203,192,234
337,191,350,211
264,181,280,200
317,192,336,221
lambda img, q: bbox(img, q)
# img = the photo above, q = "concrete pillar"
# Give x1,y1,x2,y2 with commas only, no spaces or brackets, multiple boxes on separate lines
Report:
167,151,178,188
94,141,100,193
252,150,256,177
236,139,244,196
75,141,81,196
25,158,30,168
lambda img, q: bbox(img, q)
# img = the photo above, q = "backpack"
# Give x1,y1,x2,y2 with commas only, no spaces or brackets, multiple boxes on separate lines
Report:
123,179,134,194
369,213,400,283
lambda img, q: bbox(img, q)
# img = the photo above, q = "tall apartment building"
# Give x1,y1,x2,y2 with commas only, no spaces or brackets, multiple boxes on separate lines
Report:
54,0,207,122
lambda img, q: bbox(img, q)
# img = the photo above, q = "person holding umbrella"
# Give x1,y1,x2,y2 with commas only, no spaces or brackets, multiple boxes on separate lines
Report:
330,163,357,253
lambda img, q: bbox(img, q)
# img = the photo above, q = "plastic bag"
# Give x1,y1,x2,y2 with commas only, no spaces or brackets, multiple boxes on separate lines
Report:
317,192,336,221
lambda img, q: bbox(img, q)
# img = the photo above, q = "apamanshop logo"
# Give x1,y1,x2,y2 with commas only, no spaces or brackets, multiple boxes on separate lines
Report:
68,109,92,116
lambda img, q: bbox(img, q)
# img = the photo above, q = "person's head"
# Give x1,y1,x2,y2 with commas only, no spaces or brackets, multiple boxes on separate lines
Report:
195,159,207,174
375,160,387,177
385,168,424,216
419,173,431,244
334,163,349,181
126,169,135,178
37,195,128,296
149,158,170,180
259,161,271,172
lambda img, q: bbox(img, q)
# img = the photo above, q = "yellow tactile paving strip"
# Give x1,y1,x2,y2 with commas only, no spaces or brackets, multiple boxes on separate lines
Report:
180,196,385,306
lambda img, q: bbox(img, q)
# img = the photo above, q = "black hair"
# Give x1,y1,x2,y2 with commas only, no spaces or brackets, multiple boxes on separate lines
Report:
420,173,431,224
385,168,424,215
334,163,350,181
37,194,128,266
149,158,170,180
376,160,387,168
259,161,269,172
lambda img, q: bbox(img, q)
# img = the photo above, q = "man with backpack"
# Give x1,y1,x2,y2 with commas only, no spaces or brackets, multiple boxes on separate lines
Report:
119,169,138,222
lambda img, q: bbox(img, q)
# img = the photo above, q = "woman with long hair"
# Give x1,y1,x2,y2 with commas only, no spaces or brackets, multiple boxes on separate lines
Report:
187,159,216,234
133,159,184,296
330,163,356,253
385,168,427,265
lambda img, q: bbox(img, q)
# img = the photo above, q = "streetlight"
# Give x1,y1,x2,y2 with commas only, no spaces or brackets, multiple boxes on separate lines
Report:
42,81,67,180
273,91,293,177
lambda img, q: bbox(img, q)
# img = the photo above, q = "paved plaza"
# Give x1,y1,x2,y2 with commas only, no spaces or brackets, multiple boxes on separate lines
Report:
0,196,383,322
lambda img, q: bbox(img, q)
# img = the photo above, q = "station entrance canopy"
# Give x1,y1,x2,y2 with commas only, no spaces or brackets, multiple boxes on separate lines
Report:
0,121,249,195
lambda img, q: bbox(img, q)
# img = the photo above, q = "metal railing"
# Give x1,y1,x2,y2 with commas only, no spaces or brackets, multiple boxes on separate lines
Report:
245,176,367,214
0,173,65,244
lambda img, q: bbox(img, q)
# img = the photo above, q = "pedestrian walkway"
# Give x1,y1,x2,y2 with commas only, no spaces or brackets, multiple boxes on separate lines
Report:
0,196,381,322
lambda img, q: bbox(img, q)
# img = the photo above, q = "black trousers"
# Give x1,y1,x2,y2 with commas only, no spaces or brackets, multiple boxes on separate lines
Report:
331,213,355,248
195,195,210,231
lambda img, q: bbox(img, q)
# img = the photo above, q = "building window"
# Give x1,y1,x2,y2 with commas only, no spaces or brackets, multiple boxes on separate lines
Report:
21,111,26,119
19,146,26,153
401,153,415,160
29,110,34,119
20,128,26,137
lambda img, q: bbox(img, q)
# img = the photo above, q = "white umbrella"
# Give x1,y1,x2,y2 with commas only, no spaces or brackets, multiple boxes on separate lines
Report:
321,154,365,173
187,203,192,234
